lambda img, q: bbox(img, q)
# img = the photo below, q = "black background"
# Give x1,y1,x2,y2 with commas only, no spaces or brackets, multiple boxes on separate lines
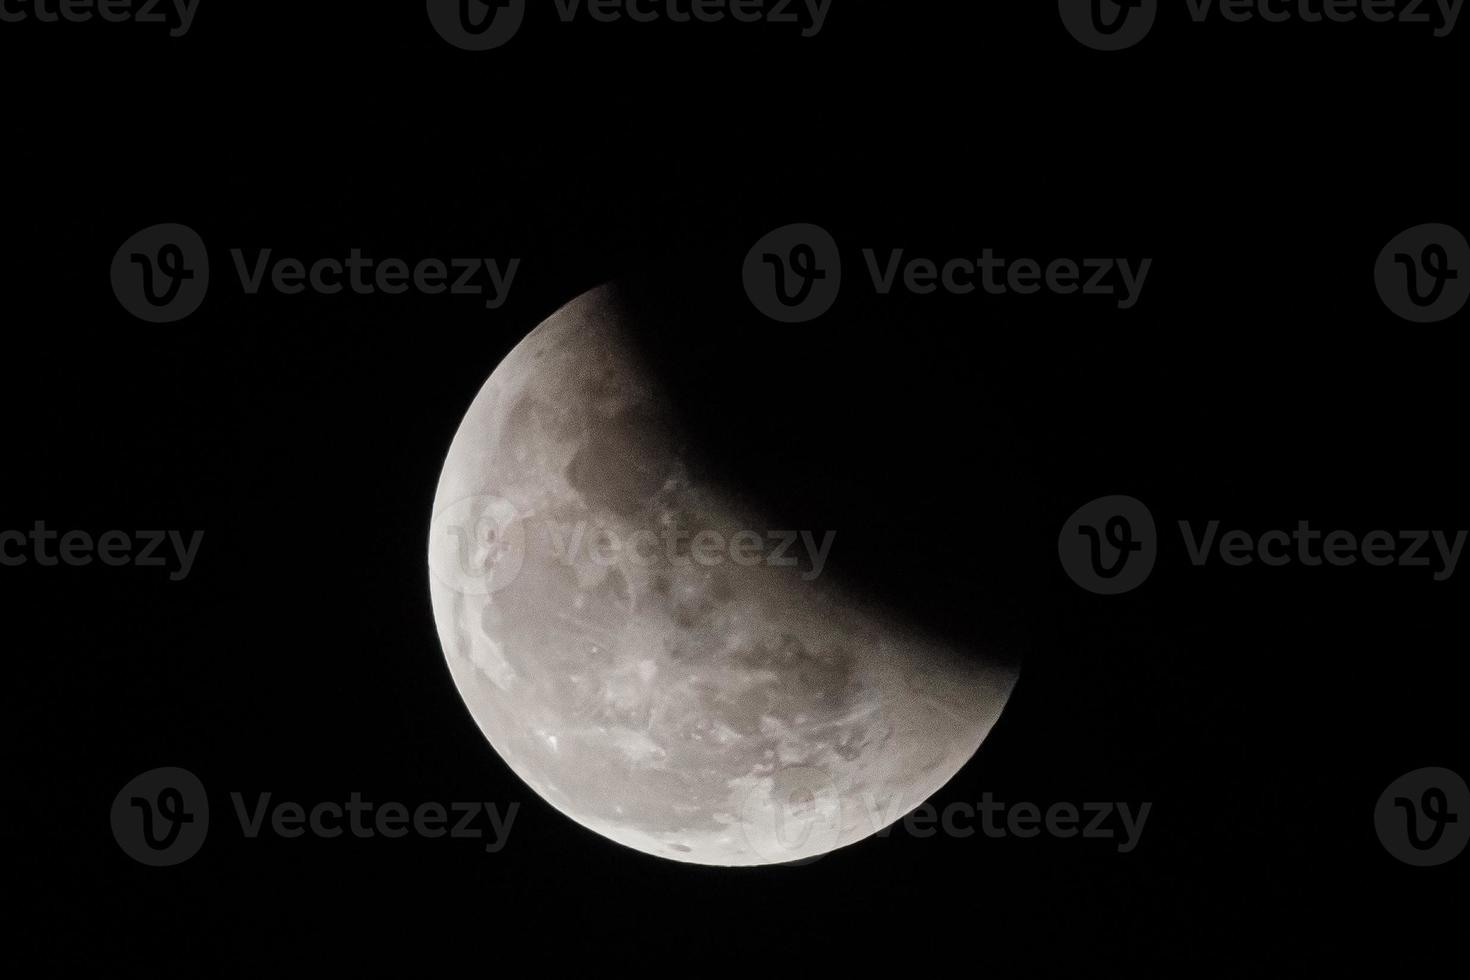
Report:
4,1,1466,973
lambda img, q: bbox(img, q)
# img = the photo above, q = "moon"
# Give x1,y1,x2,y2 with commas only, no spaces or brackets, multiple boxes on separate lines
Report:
428,285,1017,865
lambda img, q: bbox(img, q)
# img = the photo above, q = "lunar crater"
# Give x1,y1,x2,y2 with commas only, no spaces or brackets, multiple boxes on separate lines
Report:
429,284,1017,865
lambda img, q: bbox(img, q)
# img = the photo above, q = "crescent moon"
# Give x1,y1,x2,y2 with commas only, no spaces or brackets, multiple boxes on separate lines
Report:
428,284,1017,865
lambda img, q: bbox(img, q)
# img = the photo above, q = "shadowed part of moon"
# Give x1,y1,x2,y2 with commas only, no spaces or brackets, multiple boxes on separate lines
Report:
428,285,1017,865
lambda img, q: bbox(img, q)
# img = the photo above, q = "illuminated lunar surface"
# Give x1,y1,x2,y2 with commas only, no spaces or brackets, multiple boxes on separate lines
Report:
428,286,1017,865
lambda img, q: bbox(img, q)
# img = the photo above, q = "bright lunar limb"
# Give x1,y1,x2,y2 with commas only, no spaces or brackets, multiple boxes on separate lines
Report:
428,285,1018,866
